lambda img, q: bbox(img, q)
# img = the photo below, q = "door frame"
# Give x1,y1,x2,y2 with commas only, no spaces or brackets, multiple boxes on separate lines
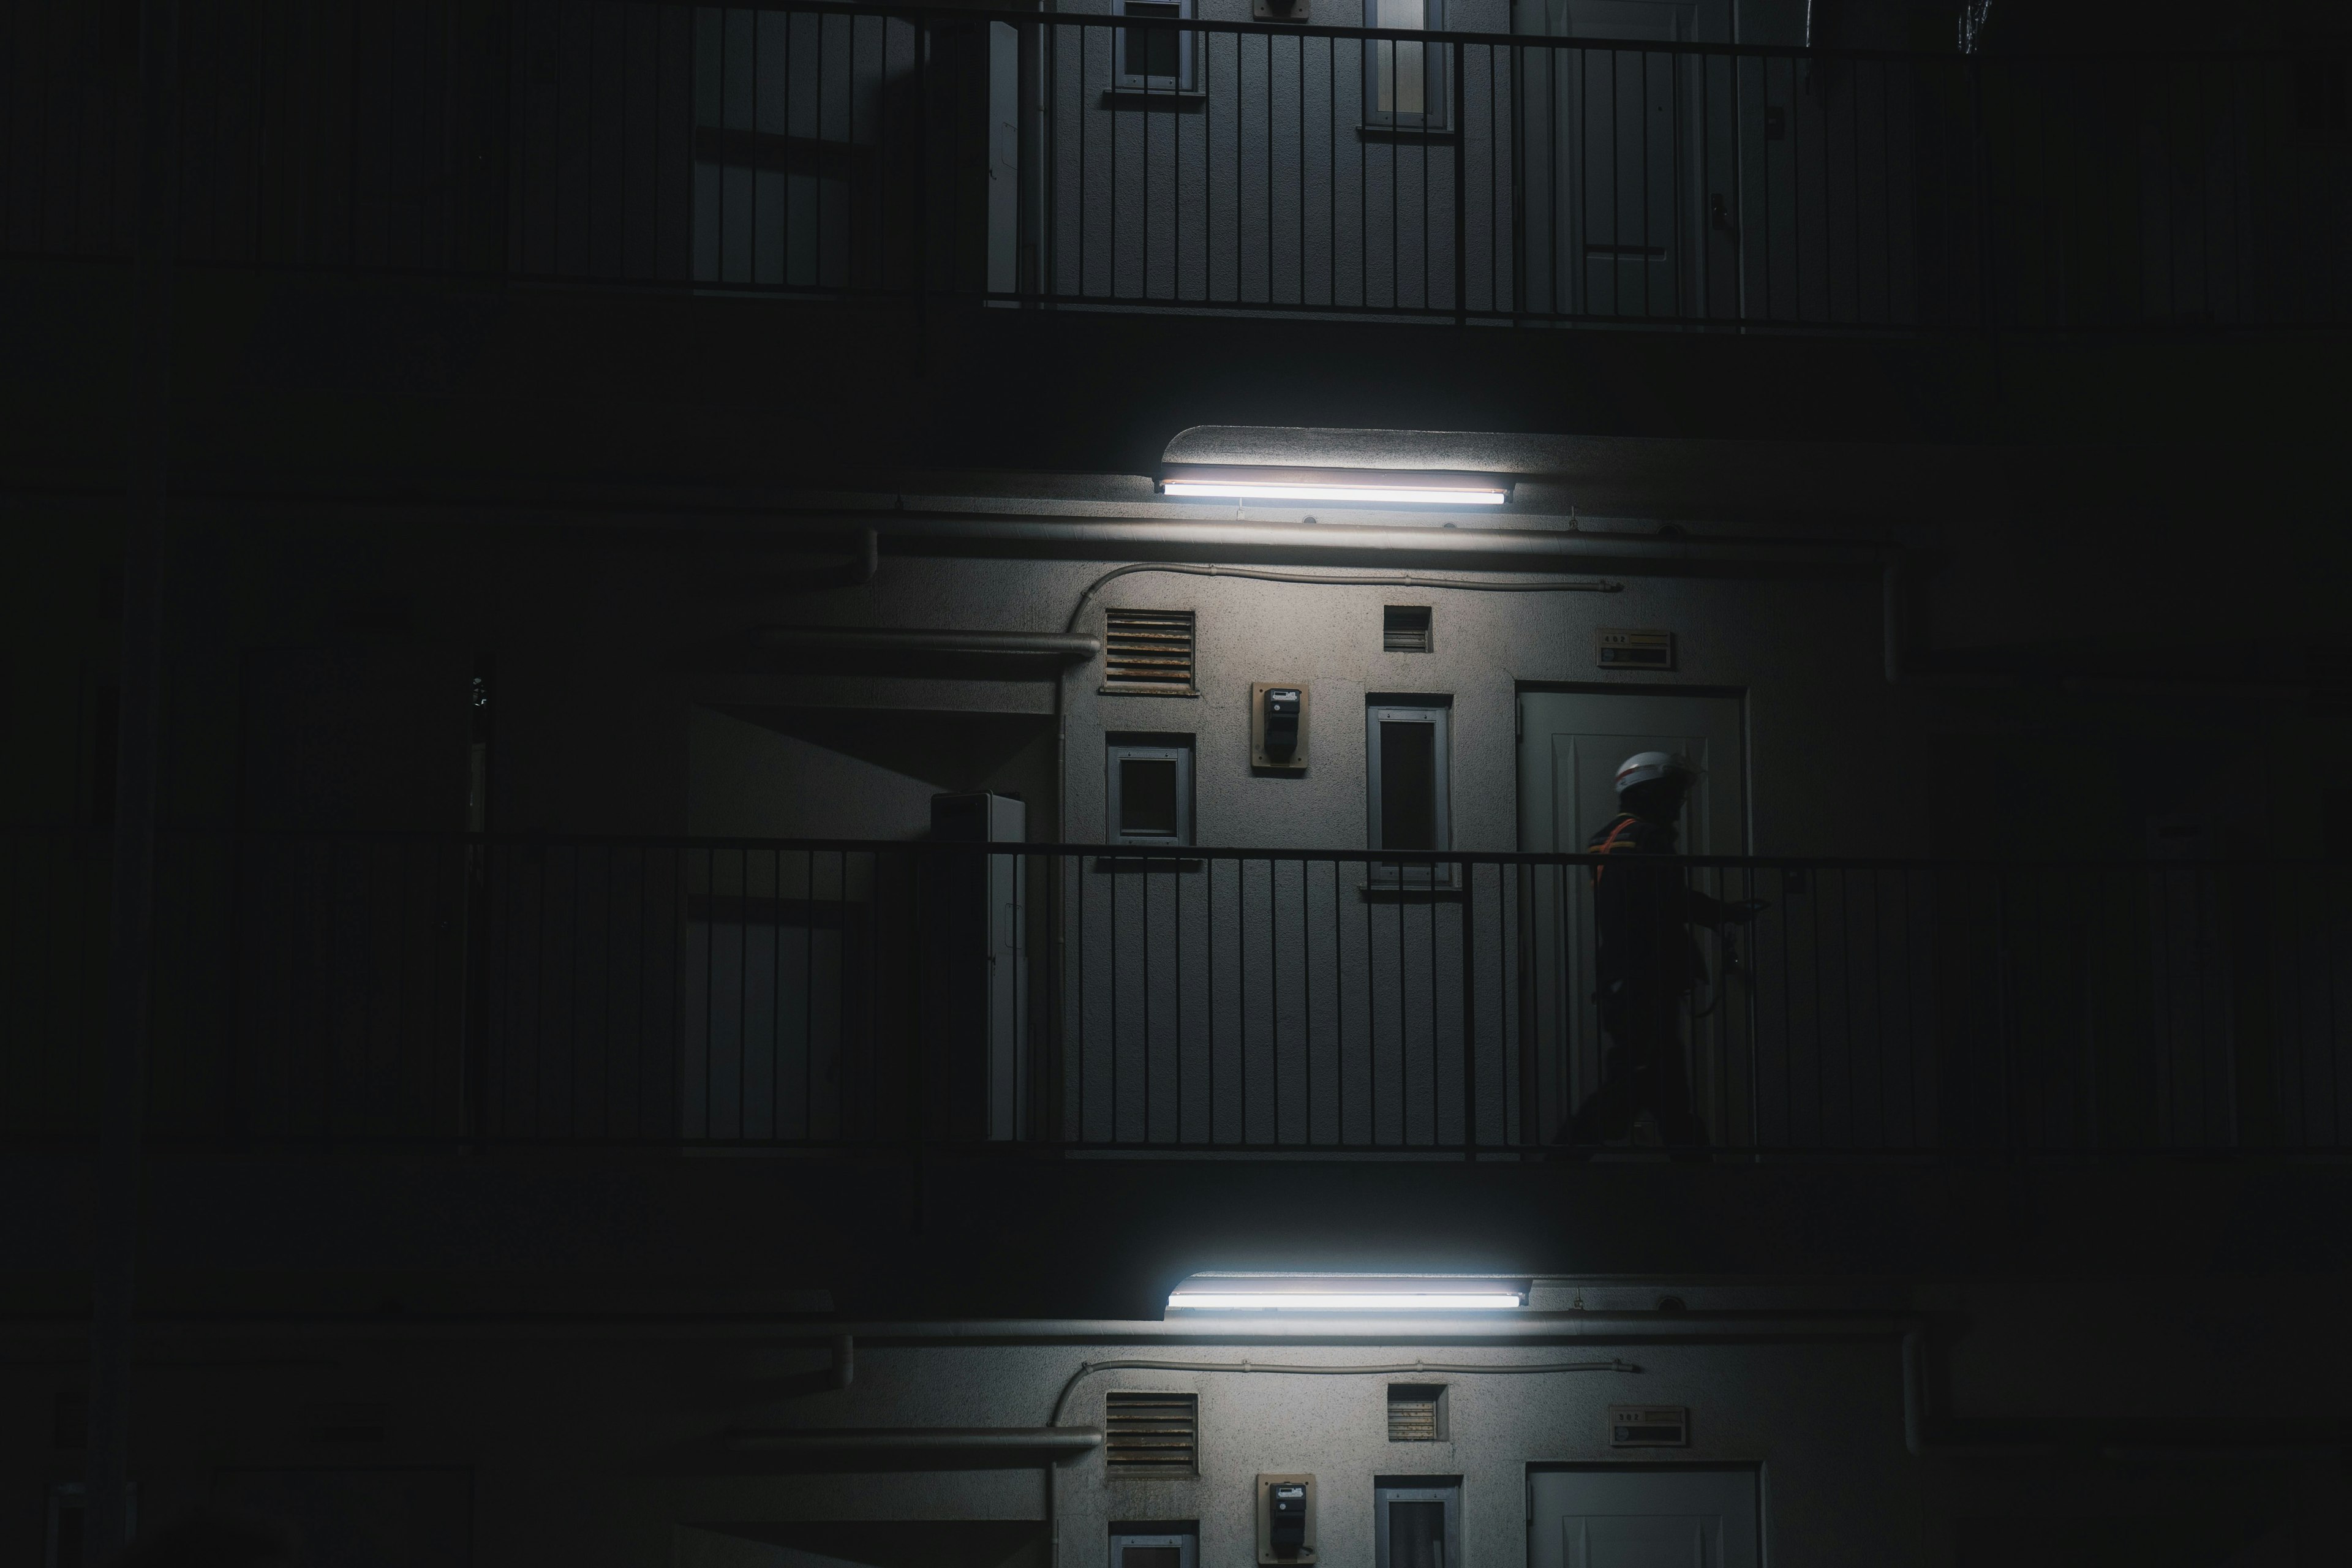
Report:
1512,682,1752,1145
1514,680,1752,850
1524,1460,1769,1568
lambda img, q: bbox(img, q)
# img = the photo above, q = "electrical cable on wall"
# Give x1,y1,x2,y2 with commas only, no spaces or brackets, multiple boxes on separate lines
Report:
1053,562,1624,839
1045,1353,1640,1425
1040,1354,1640,1568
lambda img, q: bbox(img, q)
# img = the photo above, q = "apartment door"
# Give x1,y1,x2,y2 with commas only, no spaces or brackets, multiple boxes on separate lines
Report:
1517,688,1745,1144
1517,0,1734,320
1527,1466,1760,1568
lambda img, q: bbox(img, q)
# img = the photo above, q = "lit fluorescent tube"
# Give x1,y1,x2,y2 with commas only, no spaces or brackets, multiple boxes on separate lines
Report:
1167,1291,1525,1312
1161,481,1508,506
1159,464,1511,507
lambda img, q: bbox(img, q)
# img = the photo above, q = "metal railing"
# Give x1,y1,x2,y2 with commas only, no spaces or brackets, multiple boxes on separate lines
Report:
4,1,2345,330
4,830,2348,1155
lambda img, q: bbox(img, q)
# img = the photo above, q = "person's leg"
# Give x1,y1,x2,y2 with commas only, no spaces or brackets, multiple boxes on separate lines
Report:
1567,1040,1639,1145
1647,993,1711,1152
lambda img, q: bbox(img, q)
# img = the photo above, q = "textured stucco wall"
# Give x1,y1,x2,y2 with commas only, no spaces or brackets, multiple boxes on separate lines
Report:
4,1306,2343,1568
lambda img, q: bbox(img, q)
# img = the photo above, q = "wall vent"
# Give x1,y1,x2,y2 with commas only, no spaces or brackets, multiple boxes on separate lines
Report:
1383,606,1432,653
1106,1390,1199,1474
1103,609,1197,695
1387,1384,1447,1441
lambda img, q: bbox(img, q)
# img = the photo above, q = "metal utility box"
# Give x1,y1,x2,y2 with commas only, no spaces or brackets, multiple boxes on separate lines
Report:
1255,1474,1316,1565
1608,1405,1692,1447
930,792,1028,1140
1251,682,1310,771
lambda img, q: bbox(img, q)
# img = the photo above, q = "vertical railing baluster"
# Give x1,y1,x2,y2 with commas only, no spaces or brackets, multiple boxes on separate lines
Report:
1460,858,1476,1157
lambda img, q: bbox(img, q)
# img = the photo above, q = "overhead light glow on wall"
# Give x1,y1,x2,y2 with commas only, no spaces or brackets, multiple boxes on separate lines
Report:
1159,465,1510,507
1166,1275,1526,1313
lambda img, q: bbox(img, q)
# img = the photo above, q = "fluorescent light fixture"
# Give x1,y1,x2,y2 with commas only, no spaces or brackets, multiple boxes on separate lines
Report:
1159,464,1510,507
1170,1291,1525,1311
1166,1274,1526,1313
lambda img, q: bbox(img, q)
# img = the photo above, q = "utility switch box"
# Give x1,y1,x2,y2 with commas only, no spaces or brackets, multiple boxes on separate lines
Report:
1256,1474,1316,1564
1608,1404,1691,1447
1597,628,1676,671
1251,682,1309,771
1252,0,1309,19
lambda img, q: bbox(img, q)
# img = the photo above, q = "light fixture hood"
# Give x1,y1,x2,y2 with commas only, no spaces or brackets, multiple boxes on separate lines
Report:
1166,1273,1528,1313
1158,426,1565,507
1159,464,1510,506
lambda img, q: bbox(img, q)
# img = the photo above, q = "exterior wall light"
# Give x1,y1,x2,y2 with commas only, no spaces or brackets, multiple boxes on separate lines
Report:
1166,1273,1526,1312
1159,465,1510,507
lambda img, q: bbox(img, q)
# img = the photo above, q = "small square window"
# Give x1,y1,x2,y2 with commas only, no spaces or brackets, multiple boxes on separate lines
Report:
1364,0,1449,128
1374,1479,1460,1568
1366,698,1450,883
1383,606,1432,653
1112,1523,1199,1568
1117,0,1197,93
1108,735,1194,846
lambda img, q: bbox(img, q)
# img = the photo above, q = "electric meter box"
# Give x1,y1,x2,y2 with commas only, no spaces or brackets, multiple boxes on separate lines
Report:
1251,682,1310,771
1255,1474,1316,1564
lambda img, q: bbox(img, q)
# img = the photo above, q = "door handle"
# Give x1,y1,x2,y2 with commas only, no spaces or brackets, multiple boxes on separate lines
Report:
1709,194,1738,239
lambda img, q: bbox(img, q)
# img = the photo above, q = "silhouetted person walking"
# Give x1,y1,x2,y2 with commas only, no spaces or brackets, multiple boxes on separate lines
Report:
1567,752,1762,1153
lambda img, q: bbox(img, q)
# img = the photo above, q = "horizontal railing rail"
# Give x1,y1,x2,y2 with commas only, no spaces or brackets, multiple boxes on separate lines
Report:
4,830,2348,1158
3,1,2343,331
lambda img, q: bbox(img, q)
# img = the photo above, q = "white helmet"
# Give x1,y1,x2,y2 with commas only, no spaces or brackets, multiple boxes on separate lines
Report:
1614,750,1697,794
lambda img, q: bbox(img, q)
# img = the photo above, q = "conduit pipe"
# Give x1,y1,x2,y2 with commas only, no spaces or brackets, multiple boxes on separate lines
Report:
875,513,1890,573
747,626,1102,662
725,1425,1102,1463
831,514,1978,698
1039,1354,1640,1568
1045,1354,1640,1425
71,1311,1923,1343
1052,560,1623,839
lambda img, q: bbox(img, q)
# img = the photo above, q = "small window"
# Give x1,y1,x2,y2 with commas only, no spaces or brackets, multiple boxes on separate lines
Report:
1107,736,1194,846
1117,0,1197,93
1111,1523,1199,1568
1383,606,1432,653
1103,608,1197,695
1366,700,1450,855
1364,0,1447,129
1374,1479,1460,1568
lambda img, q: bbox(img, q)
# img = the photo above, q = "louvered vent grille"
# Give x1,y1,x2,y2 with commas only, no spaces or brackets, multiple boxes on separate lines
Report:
1383,605,1432,653
1387,1384,1444,1441
1105,1390,1198,1474
1103,609,1196,693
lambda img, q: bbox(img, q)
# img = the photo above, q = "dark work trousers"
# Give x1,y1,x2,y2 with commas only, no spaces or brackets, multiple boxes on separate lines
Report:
1567,984,1709,1150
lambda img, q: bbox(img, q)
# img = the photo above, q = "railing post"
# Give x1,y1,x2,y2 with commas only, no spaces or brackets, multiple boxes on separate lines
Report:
1453,35,1469,325
907,844,927,1231
1967,50,2001,375
1459,859,1477,1158
915,8,932,354
463,838,495,1155
85,1,178,1558
1993,865,2013,1156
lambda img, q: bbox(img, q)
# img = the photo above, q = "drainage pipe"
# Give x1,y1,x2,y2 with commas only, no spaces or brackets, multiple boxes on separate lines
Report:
1901,1328,2057,1459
